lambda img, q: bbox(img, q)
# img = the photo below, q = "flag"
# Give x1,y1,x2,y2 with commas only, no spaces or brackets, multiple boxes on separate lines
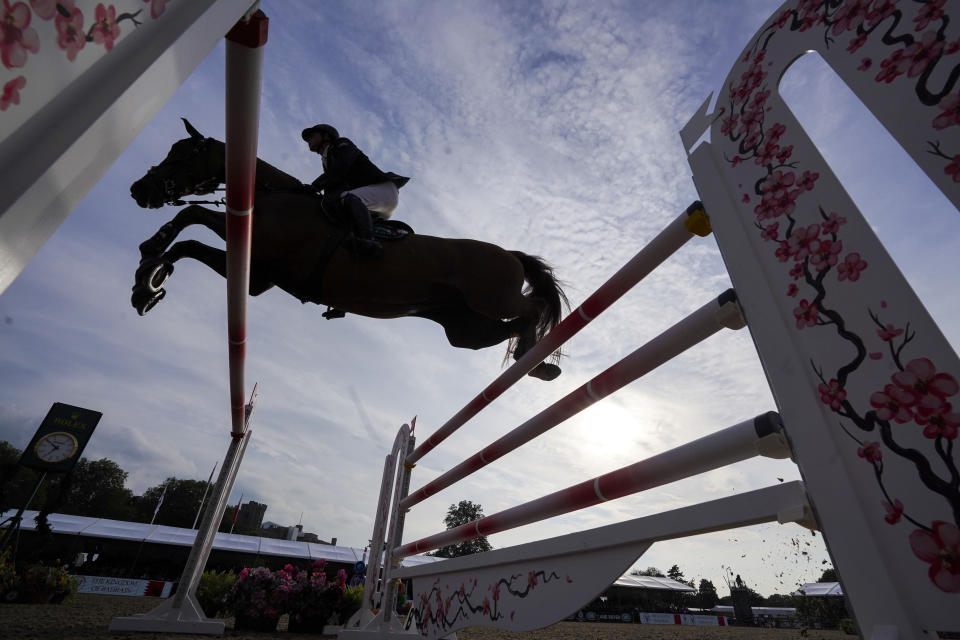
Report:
150,482,169,524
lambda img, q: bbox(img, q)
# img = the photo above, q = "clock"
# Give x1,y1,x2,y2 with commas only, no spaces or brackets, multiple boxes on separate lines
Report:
33,431,79,464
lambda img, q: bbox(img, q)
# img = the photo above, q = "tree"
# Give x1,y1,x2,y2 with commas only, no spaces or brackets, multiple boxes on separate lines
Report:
48,457,133,520
431,500,492,558
131,477,211,528
631,566,665,577
0,441,50,513
818,567,837,582
697,578,719,609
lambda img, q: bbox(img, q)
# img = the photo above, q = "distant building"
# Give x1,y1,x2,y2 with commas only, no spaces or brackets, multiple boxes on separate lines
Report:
236,501,267,531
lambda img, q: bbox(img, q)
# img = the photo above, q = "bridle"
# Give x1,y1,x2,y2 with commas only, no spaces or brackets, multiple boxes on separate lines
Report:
143,136,226,207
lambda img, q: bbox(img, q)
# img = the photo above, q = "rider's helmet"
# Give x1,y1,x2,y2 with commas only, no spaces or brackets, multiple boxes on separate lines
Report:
301,124,339,142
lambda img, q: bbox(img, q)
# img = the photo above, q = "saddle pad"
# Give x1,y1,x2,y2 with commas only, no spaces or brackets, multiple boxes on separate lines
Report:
373,219,414,240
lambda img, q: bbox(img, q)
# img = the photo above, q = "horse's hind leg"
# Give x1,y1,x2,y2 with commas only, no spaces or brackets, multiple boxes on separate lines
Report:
138,205,225,260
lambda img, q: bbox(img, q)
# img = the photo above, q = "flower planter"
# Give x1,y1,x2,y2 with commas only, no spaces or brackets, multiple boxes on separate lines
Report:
287,611,332,633
232,613,280,632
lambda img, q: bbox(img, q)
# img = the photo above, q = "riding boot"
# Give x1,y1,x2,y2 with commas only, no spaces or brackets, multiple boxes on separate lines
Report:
341,193,383,259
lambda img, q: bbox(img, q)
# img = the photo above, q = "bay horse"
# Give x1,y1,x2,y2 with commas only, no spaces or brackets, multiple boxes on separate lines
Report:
129,119,568,381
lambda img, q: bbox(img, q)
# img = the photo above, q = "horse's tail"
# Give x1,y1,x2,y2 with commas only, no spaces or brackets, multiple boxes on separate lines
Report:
508,251,569,363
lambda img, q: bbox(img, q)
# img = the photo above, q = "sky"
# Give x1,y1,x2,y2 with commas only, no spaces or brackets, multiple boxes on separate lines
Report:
1,0,958,600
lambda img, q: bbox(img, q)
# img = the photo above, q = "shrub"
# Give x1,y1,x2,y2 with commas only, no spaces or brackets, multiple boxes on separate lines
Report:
196,569,236,618
339,584,364,624
226,566,287,620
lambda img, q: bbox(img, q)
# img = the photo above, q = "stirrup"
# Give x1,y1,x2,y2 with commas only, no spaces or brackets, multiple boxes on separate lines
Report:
323,307,347,320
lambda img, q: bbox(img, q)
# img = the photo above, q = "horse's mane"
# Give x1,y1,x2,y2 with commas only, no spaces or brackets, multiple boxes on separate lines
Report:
206,136,309,193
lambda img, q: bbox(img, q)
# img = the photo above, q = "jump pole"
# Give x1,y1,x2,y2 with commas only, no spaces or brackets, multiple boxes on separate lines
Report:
406,201,712,465
109,8,268,635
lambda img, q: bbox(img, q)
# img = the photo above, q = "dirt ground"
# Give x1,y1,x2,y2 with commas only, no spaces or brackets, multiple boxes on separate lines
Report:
1,594,853,639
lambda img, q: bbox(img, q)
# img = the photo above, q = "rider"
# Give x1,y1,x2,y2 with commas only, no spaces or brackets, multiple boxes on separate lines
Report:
301,124,409,258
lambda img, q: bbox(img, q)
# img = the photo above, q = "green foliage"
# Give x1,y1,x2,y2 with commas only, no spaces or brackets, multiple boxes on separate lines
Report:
795,591,850,629
16,560,78,602
630,566,665,577
819,566,837,582
839,618,857,634
0,548,18,602
432,500,492,558
696,578,719,609
339,584,364,624
48,458,133,520
131,477,214,527
196,569,236,618
0,441,49,513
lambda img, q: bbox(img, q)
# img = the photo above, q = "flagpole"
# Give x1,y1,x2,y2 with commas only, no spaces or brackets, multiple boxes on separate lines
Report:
150,481,169,526
230,491,243,534
191,460,219,530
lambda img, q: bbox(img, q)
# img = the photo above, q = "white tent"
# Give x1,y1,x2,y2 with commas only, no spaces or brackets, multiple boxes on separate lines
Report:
795,582,844,596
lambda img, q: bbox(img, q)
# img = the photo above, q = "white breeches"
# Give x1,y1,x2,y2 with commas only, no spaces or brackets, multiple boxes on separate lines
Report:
344,182,399,220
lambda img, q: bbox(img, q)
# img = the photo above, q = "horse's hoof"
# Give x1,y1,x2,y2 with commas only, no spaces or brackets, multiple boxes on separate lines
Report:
528,362,561,381
135,258,174,293
131,286,166,316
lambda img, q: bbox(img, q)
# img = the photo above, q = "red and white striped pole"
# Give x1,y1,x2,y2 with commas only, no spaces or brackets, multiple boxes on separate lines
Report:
224,10,268,437
406,202,710,464
394,412,784,558
400,290,743,510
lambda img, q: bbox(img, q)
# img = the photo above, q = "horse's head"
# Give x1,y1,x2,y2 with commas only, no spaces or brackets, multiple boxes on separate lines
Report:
130,118,224,208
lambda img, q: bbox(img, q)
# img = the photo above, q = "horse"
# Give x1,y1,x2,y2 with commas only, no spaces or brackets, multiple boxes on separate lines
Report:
128,119,568,381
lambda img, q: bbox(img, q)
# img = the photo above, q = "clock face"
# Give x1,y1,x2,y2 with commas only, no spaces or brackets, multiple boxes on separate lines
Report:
34,431,79,463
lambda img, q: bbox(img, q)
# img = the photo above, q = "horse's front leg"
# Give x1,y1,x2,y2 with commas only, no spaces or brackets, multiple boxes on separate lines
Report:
132,240,272,316
138,204,226,260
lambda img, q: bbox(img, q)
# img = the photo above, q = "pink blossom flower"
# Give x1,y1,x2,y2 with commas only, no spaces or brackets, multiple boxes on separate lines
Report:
775,240,794,262
91,3,121,51
0,73,24,109
847,33,868,53
837,252,867,281
797,170,819,191
786,223,821,261
858,57,873,71
831,0,869,35
787,283,799,297
759,169,796,198
882,498,903,524
766,122,786,142
856,441,882,462
946,155,960,182
866,0,898,28
793,299,819,329
55,3,85,61
28,0,60,20
909,521,960,593
876,49,907,83
528,571,538,587
819,378,847,410
1,0,39,68
751,89,771,107
821,211,847,234
743,129,762,149
143,0,170,19
948,39,960,55
914,401,960,439
742,193,751,203
914,0,946,31
776,145,794,163
775,9,791,29
877,323,903,342
870,383,916,423
761,222,779,242
756,141,781,165
721,114,739,136
809,238,843,271
789,263,805,280
902,30,944,78
731,155,743,167
892,357,960,409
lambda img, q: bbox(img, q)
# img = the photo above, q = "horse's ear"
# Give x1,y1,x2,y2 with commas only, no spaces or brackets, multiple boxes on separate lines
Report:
182,118,204,140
